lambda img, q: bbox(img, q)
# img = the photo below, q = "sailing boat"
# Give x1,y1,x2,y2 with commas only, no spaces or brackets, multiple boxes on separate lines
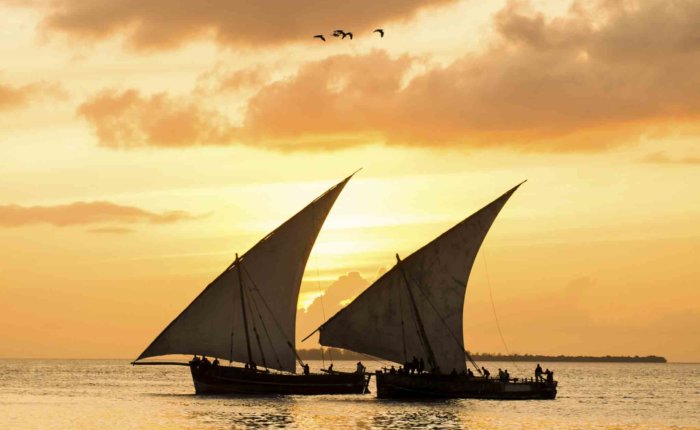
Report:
132,173,370,395
310,182,558,399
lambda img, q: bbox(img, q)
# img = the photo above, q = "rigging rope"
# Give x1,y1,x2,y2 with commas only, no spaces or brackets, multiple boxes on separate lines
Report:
242,265,305,369
408,268,483,375
314,254,332,367
481,248,522,373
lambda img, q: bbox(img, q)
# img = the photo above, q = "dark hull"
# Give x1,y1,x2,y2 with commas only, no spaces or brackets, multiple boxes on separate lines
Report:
376,372,557,400
190,364,371,395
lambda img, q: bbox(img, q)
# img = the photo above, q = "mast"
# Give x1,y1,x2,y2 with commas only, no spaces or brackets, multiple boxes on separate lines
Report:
396,253,437,371
236,253,253,365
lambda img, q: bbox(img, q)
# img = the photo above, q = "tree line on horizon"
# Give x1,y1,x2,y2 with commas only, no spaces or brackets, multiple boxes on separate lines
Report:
297,348,666,363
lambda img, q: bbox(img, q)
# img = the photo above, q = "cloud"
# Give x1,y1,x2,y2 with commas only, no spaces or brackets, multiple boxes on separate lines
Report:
0,81,64,111
0,201,200,227
298,272,370,344
240,0,700,151
26,0,454,50
77,89,235,148
87,227,136,234
76,0,700,152
641,151,700,165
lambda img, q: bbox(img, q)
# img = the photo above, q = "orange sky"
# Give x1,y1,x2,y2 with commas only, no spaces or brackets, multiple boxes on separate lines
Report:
1,0,698,362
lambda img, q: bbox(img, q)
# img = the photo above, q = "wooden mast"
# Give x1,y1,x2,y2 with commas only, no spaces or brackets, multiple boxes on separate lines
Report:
235,253,253,366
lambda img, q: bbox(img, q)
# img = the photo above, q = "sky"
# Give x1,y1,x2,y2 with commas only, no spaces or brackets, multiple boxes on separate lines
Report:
0,0,698,362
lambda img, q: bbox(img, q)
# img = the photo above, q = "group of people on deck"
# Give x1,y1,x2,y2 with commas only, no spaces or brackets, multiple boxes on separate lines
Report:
190,354,553,383
535,363,555,383
191,355,220,368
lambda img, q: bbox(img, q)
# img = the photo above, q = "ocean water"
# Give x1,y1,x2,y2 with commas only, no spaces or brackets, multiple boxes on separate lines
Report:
0,360,698,429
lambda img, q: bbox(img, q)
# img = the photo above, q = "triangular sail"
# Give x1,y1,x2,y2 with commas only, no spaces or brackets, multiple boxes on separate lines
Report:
317,183,523,373
136,174,354,373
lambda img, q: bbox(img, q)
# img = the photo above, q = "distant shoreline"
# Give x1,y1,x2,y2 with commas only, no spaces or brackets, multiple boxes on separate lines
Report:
297,348,667,363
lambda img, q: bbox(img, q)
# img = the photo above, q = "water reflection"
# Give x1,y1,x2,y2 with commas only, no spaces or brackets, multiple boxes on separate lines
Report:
372,406,461,429
185,397,295,429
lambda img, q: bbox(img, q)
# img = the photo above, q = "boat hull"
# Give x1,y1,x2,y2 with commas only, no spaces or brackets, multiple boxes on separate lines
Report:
375,372,557,400
190,363,371,395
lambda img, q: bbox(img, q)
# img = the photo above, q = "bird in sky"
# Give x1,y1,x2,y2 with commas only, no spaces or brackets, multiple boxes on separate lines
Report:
342,32,353,40
333,30,345,37
374,29,384,37
313,34,326,42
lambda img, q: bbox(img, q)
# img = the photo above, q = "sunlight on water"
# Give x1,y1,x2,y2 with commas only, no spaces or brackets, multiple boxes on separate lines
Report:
1,360,697,429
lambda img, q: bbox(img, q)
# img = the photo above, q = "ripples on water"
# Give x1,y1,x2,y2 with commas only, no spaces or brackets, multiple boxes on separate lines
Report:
1,360,697,429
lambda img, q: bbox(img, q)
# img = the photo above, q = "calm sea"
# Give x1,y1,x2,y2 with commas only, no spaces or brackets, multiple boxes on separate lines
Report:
1,359,697,429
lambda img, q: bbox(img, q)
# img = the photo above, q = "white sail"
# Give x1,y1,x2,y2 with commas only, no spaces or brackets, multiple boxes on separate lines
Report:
318,183,523,373
136,174,353,373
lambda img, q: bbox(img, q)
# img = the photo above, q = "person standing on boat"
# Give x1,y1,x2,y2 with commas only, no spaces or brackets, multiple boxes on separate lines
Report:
535,363,543,382
327,363,334,374
356,361,365,374
481,367,490,379
303,363,310,375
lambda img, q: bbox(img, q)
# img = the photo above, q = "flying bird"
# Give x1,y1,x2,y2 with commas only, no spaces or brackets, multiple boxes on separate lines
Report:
342,32,353,40
314,34,326,42
333,30,346,37
374,29,384,37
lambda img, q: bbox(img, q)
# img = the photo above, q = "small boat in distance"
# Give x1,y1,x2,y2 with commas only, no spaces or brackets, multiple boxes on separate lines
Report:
132,172,370,395
309,182,558,399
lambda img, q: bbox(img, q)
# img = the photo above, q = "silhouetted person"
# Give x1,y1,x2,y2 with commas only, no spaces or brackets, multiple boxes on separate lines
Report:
390,366,396,374
373,29,384,37
467,368,474,378
201,356,210,367
213,358,220,366
546,369,554,384
303,363,310,375
418,358,425,373
398,366,404,375
504,369,510,382
450,368,458,377
535,363,543,382
356,361,365,374
482,367,490,379
328,363,334,373
191,355,200,365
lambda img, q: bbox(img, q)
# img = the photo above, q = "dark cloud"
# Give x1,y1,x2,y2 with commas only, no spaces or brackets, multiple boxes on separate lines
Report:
24,0,454,50
241,0,700,151
77,89,235,148
0,201,199,227
77,1,700,152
